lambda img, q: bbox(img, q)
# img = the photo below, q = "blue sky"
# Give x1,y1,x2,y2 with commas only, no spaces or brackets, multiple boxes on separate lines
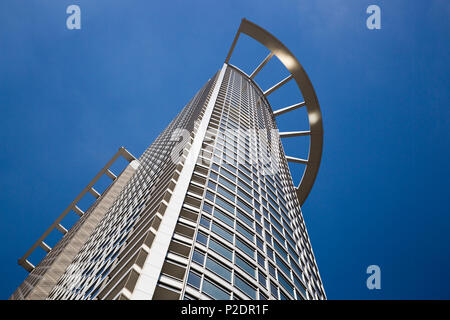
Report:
1,0,449,299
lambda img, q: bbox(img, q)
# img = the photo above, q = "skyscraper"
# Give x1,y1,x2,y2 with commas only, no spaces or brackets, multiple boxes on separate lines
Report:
11,19,325,300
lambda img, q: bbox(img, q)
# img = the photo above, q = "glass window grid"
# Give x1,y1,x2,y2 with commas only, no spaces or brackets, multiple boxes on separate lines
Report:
183,68,323,300
191,223,271,299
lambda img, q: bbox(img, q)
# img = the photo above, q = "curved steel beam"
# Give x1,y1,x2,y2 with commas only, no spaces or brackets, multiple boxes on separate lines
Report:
279,130,311,138
273,102,306,117
225,18,323,206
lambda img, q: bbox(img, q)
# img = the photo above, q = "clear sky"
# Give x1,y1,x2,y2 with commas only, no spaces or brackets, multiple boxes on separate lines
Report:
1,0,449,299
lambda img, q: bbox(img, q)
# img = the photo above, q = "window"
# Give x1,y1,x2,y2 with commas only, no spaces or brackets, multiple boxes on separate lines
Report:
235,254,256,278
238,179,252,194
256,237,264,251
237,198,252,216
294,275,307,299
278,273,295,298
196,232,208,245
202,203,213,214
220,168,236,182
210,172,218,181
238,170,252,185
282,220,294,237
258,271,267,288
206,257,232,281
274,241,288,261
272,228,285,246
262,207,268,218
235,237,255,259
208,180,217,190
215,197,235,215
276,255,291,278
270,215,283,233
211,222,233,243
219,176,235,192
209,238,232,261
205,191,215,202
268,263,276,278
236,223,254,242
192,250,205,265
234,275,256,299
287,244,299,262
223,162,237,174
291,262,303,280
266,246,274,261
202,279,230,300
187,271,201,289
238,164,251,177
270,281,278,299
217,186,235,203
236,210,253,228
200,216,211,229
257,253,265,268
255,224,262,236
213,208,234,227
237,188,252,205
268,204,279,220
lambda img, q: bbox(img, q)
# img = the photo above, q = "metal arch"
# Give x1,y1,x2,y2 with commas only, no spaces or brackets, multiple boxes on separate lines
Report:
225,18,323,206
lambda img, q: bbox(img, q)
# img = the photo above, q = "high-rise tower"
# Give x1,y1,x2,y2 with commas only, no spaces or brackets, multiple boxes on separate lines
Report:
11,19,325,300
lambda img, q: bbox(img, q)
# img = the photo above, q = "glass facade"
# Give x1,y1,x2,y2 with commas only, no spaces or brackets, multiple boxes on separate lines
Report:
157,66,325,300
12,64,325,300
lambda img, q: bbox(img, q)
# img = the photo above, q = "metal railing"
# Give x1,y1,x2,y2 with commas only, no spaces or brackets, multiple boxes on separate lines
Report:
18,147,136,272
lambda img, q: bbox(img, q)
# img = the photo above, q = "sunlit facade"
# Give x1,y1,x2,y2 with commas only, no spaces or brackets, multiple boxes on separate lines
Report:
174,66,325,300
